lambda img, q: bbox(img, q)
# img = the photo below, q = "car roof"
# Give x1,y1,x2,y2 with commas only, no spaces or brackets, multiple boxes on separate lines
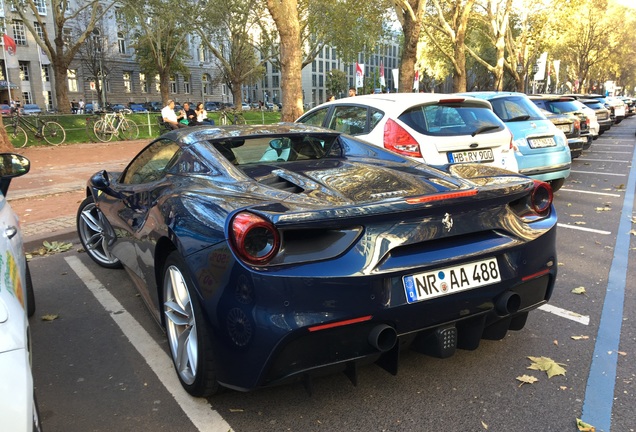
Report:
312,93,493,112
458,91,528,99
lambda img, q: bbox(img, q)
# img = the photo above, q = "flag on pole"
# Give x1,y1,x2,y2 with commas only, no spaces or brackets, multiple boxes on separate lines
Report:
413,70,420,91
379,61,385,88
355,63,364,89
392,69,399,90
3,34,17,55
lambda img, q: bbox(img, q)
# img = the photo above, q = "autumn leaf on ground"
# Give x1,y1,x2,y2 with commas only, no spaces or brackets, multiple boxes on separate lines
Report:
571,335,590,340
574,221,587,225
571,287,587,295
595,206,611,212
630,230,636,236
576,418,596,431
481,420,488,429
41,314,59,321
516,375,539,387
527,356,566,378
570,214,583,217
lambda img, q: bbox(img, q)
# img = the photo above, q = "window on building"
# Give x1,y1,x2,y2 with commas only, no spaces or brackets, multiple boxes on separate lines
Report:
41,65,50,82
202,74,211,95
272,75,279,88
140,73,147,93
0,61,4,80
12,21,27,46
44,91,53,111
319,61,323,73
22,92,32,104
118,32,126,54
312,74,316,87
170,75,177,93
115,7,125,23
19,62,30,81
312,61,316,72
63,27,72,46
34,22,45,40
34,0,47,14
222,84,226,96
67,69,78,92
319,75,323,87
183,75,190,94
155,74,161,92
123,71,132,93
325,48,329,59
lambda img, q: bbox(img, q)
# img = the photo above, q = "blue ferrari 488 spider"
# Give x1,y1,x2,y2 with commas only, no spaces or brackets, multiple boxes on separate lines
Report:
77,123,557,396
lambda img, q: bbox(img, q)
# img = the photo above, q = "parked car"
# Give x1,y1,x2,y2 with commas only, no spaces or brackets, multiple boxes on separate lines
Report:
76,124,557,396
579,98,612,135
264,102,275,111
604,96,627,123
144,101,163,112
0,104,11,117
204,102,218,112
296,93,518,172
529,95,592,150
460,92,571,191
0,153,42,432
539,109,585,159
128,103,148,113
20,104,42,115
84,103,95,114
241,102,251,111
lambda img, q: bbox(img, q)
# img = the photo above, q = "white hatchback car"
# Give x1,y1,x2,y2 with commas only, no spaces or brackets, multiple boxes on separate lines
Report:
0,153,42,432
296,93,518,172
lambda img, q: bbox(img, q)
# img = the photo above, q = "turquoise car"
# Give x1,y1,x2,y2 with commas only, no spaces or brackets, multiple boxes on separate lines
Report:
458,92,571,191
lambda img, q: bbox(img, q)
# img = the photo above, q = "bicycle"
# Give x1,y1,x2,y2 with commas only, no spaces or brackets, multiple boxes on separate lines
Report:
84,113,102,142
218,108,247,125
93,111,139,142
8,111,66,148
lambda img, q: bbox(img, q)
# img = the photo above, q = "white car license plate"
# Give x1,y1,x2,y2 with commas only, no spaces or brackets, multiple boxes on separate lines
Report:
448,149,494,163
556,124,571,133
403,258,501,304
528,137,556,148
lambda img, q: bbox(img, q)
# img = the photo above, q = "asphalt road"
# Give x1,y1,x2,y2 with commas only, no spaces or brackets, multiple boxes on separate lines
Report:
28,121,636,432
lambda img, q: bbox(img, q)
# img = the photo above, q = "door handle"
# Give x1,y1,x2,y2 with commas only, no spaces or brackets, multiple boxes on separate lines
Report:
5,226,17,239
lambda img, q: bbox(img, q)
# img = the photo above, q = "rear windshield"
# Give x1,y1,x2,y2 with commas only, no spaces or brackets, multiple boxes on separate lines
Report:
488,96,545,122
203,134,340,165
398,104,504,137
544,100,583,114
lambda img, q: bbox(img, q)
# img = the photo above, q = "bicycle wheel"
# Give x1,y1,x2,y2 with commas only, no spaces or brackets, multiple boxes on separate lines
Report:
8,125,28,148
42,121,66,145
234,114,246,125
219,112,228,125
93,119,113,142
118,118,139,140
85,116,99,142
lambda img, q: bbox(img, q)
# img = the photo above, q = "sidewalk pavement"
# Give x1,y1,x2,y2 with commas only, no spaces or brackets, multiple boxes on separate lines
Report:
8,139,148,252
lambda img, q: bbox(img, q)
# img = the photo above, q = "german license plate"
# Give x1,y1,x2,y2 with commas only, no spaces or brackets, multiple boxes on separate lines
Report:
403,258,501,304
448,149,494,163
556,124,571,133
528,137,556,148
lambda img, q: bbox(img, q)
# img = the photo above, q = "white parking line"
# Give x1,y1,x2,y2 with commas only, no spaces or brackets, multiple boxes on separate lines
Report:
570,170,626,176
557,223,611,235
539,304,590,325
591,144,633,147
589,151,632,154
576,159,630,163
65,256,232,432
559,189,622,197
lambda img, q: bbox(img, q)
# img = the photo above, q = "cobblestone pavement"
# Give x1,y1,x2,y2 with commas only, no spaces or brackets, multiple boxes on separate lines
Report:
7,139,148,251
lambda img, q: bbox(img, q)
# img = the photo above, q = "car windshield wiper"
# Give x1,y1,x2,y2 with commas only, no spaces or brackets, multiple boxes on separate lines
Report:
505,115,531,122
471,125,500,137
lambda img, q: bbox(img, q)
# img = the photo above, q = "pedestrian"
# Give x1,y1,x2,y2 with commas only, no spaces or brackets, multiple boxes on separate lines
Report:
194,102,215,125
78,98,85,114
348,87,356,97
161,99,187,129
71,99,78,114
327,94,335,102
182,102,196,125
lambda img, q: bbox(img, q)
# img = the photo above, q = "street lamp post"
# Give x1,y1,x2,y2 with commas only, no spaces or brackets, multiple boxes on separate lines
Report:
516,64,524,93
199,63,205,103
531,63,540,94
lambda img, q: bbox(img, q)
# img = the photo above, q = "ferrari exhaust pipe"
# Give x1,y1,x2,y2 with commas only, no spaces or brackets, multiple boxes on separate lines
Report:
495,291,521,316
368,324,397,352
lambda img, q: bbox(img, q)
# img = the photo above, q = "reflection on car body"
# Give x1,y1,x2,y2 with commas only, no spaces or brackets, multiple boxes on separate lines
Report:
77,124,558,397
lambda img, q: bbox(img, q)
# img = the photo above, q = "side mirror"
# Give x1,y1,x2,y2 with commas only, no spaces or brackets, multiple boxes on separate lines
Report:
90,170,111,190
0,153,30,197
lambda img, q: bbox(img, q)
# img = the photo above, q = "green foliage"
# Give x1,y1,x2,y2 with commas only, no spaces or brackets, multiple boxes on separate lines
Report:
326,70,349,98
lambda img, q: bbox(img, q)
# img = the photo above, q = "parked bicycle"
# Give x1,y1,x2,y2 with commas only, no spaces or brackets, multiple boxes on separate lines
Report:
8,111,66,148
218,108,247,125
93,111,139,142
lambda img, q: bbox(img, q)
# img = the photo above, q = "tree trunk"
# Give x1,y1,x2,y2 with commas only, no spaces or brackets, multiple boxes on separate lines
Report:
398,0,424,93
0,118,15,152
160,72,171,105
54,62,71,114
232,85,243,109
453,35,467,92
266,0,304,122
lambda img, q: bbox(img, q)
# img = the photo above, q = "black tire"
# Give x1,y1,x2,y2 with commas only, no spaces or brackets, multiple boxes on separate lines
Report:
9,125,28,148
42,121,66,145
25,262,35,317
119,118,139,140
76,196,122,268
549,178,565,192
163,251,220,396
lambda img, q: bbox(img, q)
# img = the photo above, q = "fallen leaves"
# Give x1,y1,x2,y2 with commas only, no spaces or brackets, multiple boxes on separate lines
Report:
516,374,538,387
527,356,566,378
41,314,59,321
576,418,596,431
571,335,590,340
30,241,74,257
571,286,587,295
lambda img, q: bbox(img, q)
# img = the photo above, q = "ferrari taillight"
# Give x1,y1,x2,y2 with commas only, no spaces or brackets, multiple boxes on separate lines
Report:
383,118,422,158
230,212,280,265
531,180,553,214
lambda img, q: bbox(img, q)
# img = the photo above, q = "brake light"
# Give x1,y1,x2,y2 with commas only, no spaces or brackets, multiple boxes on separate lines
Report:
383,118,422,158
406,189,478,204
438,98,465,104
573,119,580,132
230,212,280,265
531,180,553,214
